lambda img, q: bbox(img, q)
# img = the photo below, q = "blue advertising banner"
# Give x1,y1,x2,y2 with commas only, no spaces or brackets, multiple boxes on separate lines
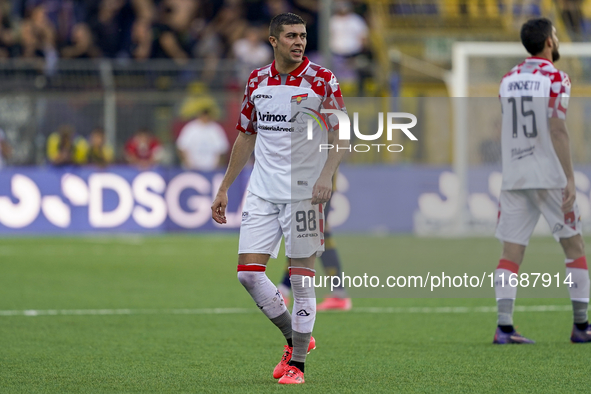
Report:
2,165,591,234
0,166,250,234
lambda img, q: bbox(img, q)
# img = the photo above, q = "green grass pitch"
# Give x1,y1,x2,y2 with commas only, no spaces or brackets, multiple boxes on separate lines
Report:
1,234,589,393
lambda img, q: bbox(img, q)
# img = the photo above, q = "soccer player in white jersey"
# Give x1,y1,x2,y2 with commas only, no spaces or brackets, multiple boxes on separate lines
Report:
211,13,348,383
494,17,591,344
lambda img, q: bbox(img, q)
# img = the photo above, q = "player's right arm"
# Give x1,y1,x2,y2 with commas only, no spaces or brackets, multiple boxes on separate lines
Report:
549,117,575,213
548,71,574,213
211,132,256,224
212,69,259,224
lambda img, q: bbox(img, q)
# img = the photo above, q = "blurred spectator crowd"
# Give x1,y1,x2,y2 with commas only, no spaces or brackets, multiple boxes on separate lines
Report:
0,0,331,64
41,95,230,171
0,1,373,169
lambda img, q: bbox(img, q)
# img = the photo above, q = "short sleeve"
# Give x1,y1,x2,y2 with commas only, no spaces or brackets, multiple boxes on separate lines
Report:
548,71,570,119
322,71,347,132
236,71,258,134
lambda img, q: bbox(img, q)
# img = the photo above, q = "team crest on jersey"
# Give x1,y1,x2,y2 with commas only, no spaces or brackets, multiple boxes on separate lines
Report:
291,93,308,105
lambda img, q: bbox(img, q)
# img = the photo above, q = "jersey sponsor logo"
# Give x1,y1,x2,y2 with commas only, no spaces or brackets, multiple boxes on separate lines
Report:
297,181,308,186
258,112,288,122
510,146,535,161
507,81,541,91
291,93,308,105
242,211,249,221
254,94,272,99
257,124,294,132
297,233,318,238
296,309,310,316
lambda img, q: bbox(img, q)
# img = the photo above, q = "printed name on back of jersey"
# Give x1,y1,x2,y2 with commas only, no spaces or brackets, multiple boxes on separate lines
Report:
507,81,541,91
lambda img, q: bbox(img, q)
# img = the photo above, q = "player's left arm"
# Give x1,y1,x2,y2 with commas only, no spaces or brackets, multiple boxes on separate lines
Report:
549,72,575,213
312,73,349,205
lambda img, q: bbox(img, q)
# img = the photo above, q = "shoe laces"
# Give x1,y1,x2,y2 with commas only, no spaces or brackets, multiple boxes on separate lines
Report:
281,345,292,362
284,366,301,377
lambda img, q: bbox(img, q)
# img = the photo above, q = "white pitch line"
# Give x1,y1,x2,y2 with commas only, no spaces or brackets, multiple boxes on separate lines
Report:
0,305,572,317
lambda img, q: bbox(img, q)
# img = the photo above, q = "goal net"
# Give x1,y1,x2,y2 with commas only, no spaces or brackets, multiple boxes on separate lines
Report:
415,42,591,236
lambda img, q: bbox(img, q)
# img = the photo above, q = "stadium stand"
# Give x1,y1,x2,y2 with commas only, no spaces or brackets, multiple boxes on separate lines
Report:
0,0,591,167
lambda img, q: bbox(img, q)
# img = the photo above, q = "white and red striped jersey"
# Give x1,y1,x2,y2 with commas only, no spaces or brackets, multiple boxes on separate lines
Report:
499,57,571,190
237,56,346,203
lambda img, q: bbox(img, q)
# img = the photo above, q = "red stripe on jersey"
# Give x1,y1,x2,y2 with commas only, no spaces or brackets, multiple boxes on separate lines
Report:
566,256,588,270
319,203,324,233
289,267,315,277
286,76,302,86
497,259,519,274
237,264,266,272
267,75,281,86
564,211,577,230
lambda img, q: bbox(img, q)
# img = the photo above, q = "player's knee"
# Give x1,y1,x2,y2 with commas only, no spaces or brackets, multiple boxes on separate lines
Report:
561,235,585,259
237,270,259,290
501,243,526,265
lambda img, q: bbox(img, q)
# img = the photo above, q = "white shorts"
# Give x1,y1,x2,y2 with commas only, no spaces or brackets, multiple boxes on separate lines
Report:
238,192,325,259
495,189,582,245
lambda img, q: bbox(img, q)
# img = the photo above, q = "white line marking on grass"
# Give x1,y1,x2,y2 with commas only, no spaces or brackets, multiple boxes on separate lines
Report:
0,305,572,317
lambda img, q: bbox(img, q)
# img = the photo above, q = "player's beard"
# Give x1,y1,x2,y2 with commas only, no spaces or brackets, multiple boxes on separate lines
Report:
552,47,560,62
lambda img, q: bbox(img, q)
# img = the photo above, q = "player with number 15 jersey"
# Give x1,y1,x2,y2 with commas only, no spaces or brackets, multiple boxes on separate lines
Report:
493,18,590,346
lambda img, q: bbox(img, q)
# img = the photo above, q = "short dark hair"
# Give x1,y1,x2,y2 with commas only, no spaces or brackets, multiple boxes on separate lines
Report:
269,13,306,38
521,18,553,56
